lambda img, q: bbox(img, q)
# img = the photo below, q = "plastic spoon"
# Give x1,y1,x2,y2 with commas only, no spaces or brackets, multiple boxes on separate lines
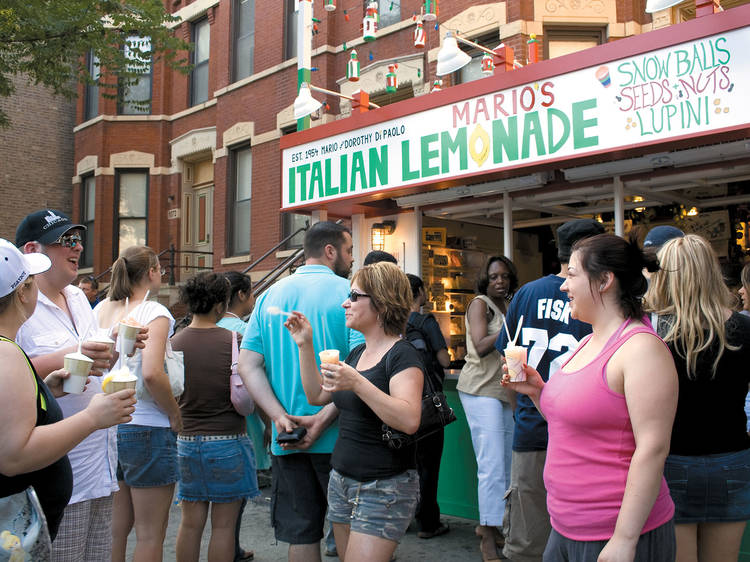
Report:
267,305,292,317
511,315,524,346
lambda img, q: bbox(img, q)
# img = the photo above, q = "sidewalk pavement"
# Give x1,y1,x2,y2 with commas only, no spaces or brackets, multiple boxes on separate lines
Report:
126,487,482,561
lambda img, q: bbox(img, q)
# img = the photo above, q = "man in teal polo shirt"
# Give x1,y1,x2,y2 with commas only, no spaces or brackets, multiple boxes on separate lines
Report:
239,221,362,562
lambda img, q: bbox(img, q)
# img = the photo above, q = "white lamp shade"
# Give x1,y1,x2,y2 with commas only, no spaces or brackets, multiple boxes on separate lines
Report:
645,0,684,12
436,33,472,76
294,83,323,120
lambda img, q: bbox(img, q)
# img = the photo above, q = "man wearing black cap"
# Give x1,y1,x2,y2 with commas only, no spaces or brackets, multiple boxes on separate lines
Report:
15,209,118,561
495,219,604,562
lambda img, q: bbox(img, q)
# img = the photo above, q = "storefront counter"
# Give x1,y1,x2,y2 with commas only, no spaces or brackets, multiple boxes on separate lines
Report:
437,372,479,520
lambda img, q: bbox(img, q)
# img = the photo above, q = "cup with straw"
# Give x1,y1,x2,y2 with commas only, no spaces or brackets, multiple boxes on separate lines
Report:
503,315,527,382
62,336,94,394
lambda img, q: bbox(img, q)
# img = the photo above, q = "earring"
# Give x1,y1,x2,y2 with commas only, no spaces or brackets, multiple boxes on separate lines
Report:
600,283,605,291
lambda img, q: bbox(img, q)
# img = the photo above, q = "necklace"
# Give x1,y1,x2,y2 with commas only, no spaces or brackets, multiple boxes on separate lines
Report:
225,312,241,319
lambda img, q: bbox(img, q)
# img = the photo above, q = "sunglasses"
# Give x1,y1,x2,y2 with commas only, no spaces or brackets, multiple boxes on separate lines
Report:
53,233,82,248
348,290,371,302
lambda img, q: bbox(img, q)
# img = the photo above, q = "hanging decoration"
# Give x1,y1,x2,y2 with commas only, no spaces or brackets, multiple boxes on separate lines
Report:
527,33,539,64
481,52,495,76
423,0,437,21
324,0,336,11
386,64,397,92
431,79,442,92
363,2,378,42
347,50,360,82
413,20,425,48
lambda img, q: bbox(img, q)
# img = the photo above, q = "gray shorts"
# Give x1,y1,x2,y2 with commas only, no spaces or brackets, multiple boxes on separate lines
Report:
327,468,419,543
543,519,675,562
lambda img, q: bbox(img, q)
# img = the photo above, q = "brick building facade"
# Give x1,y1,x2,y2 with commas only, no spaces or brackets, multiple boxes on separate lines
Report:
0,75,75,242
72,0,733,281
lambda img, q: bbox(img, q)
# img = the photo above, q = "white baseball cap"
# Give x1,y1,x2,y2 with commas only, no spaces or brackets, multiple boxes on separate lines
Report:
0,238,51,298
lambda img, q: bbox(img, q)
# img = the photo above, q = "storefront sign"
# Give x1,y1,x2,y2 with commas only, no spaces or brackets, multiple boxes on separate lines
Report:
282,28,749,209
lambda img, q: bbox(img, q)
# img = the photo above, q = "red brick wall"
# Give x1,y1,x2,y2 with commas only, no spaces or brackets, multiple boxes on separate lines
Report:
0,75,75,243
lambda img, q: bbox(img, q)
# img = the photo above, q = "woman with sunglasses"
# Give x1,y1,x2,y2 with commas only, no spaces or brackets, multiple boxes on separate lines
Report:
284,262,424,562
94,245,181,562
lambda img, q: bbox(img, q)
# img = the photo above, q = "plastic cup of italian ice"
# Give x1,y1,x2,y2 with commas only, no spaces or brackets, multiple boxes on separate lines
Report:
318,349,340,365
505,345,528,382
62,351,94,394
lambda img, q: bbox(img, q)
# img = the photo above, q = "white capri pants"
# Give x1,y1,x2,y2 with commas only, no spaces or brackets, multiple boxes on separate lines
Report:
458,392,514,527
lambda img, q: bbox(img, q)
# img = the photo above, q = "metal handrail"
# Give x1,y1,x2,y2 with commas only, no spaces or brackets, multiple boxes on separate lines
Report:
251,247,306,297
242,221,309,274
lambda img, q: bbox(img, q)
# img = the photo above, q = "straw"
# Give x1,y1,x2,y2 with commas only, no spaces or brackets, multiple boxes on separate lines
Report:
502,318,513,345
143,289,150,303
77,336,82,354
511,315,524,346
125,297,129,317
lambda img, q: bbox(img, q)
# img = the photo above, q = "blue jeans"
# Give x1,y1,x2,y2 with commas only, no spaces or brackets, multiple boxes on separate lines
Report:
117,425,178,487
177,434,259,502
665,448,750,523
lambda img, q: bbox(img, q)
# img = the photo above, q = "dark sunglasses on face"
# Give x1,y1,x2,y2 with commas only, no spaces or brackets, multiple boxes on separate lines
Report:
349,290,371,302
53,233,82,248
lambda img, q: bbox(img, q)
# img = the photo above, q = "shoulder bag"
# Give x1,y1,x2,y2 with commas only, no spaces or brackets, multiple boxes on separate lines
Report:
0,487,51,561
381,343,457,450
134,340,184,400
229,332,255,416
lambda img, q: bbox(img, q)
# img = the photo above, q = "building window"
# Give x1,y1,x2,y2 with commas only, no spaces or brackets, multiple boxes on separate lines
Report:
191,18,210,105
366,0,400,29
119,36,152,115
544,27,605,59
233,0,255,81
80,175,95,267
116,171,148,257
282,214,307,249
229,146,252,256
84,51,99,121
284,0,298,61
455,33,497,85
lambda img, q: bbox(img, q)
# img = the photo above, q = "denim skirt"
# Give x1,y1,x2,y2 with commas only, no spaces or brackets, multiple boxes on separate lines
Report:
117,425,178,487
177,434,260,503
664,448,750,523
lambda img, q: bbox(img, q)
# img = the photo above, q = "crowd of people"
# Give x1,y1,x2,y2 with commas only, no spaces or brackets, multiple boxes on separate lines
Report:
1,209,749,562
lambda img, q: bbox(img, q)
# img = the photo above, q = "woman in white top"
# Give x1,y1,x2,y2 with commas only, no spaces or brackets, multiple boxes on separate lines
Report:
95,246,181,562
456,255,518,561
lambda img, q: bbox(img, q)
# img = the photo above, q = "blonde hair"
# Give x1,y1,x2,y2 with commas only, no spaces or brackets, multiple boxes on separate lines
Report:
644,234,736,378
351,262,412,337
109,246,158,301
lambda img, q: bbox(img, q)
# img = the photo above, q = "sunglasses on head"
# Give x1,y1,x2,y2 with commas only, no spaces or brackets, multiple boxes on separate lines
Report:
348,290,370,302
53,233,82,248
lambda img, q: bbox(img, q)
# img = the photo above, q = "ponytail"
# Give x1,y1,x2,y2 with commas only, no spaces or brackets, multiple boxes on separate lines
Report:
108,246,157,301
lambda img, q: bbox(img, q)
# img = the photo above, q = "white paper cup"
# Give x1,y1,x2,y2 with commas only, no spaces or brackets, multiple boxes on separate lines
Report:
62,353,94,394
118,321,140,355
505,345,528,382
88,334,115,355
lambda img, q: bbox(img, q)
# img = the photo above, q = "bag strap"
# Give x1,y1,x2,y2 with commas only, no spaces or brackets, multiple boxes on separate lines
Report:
0,335,46,411
231,331,239,375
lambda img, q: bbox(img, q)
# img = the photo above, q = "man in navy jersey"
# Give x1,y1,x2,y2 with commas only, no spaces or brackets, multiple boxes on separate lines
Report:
495,219,604,562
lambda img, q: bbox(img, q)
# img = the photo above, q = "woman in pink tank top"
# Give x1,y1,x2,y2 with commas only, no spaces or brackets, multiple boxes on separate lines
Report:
503,233,678,562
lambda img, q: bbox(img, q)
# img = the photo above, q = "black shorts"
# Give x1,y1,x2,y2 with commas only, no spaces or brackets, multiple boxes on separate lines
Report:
270,453,331,544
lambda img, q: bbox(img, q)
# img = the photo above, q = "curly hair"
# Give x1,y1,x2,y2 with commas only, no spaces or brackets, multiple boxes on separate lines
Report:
179,271,230,315
351,262,412,337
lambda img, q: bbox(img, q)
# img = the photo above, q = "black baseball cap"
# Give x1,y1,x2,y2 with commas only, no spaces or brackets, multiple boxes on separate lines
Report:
643,225,684,249
556,219,606,262
15,209,86,248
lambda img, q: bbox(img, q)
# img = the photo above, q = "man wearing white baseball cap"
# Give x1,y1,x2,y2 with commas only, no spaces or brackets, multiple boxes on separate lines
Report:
15,209,123,561
0,237,136,550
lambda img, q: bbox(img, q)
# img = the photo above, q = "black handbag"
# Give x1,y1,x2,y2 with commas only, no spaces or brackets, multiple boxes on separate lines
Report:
381,352,457,450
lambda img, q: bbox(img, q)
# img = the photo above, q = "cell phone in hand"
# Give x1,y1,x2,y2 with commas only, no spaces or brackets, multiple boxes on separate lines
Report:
276,427,307,444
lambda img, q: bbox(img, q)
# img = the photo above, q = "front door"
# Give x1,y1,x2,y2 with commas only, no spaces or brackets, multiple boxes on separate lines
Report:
181,160,214,273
